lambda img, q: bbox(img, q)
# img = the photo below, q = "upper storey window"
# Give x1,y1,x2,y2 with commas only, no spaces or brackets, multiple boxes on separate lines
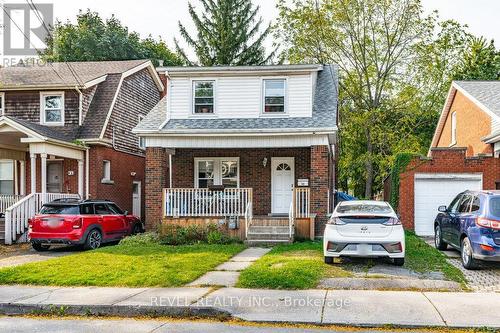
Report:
40,92,64,125
193,80,215,114
263,79,285,113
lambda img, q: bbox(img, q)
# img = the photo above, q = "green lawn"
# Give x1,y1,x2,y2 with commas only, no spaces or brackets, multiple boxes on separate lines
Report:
237,232,466,289
0,243,245,287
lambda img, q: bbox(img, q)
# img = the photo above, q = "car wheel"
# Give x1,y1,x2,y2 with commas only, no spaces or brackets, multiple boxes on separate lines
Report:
132,223,142,235
461,237,479,270
32,242,50,252
434,224,447,250
393,258,405,266
324,256,334,264
84,229,102,250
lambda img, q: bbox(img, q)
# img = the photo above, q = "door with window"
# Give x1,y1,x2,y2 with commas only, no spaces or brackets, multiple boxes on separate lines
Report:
271,158,294,215
132,181,141,219
47,161,63,193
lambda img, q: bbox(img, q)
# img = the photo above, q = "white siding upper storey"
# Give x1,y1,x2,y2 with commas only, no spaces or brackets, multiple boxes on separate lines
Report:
165,72,317,119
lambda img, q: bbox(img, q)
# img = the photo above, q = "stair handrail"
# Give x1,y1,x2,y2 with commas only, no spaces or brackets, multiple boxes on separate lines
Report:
288,200,294,239
244,201,253,239
4,193,36,245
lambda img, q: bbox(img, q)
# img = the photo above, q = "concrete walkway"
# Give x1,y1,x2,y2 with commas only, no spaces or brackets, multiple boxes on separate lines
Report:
0,285,498,328
188,247,270,287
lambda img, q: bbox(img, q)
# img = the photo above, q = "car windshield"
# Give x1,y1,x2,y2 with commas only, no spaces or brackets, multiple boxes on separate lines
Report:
39,205,80,215
337,202,392,214
488,197,500,218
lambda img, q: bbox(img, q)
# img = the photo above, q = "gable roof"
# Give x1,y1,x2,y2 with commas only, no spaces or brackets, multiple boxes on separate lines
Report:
134,64,338,134
0,60,163,91
429,80,500,153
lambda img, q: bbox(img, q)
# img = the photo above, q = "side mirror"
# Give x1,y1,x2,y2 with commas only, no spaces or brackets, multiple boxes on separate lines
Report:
123,211,129,216
438,206,447,213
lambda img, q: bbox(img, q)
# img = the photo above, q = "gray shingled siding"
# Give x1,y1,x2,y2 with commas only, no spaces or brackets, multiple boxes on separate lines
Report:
81,85,98,122
104,68,161,155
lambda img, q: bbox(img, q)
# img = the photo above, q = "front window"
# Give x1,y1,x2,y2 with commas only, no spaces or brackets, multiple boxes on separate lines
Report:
0,92,4,115
0,160,14,195
193,80,215,114
195,158,239,188
263,79,285,113
102,160,111,182
41,92,64,125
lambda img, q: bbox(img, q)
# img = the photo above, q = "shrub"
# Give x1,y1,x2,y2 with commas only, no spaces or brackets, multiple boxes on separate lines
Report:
119,232,160,246
157,223,240,245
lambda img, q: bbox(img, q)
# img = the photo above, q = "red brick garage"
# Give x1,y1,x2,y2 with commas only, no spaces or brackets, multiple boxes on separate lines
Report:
392,148,500,235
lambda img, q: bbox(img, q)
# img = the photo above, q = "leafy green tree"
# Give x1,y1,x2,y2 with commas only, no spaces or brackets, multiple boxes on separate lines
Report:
453,37,500,80
275,0,472,198
41,10,182,66
175,0,275,65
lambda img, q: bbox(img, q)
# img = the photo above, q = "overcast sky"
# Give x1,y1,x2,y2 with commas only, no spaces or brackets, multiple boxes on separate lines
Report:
2,0,500,61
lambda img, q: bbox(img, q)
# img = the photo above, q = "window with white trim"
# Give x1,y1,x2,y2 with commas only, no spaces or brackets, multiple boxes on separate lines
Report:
451,111,457,145
0,160,14,195
0,92,4,116
195,158,239,188
263,79,285,113
40,92,64,125
193,80,215,114
138,115,146,149
102,160,111,182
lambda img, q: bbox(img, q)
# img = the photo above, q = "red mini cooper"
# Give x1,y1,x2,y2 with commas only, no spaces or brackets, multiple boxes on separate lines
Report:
29,199,143,251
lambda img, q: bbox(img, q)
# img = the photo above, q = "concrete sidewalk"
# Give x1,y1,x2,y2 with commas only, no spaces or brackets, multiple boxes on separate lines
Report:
0,285,498,328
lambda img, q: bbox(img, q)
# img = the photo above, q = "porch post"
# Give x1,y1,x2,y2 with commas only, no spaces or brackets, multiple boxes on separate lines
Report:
19,160,26,196
13,160,18,195
78,159,84,198
30,154,36,194
40,153,47,202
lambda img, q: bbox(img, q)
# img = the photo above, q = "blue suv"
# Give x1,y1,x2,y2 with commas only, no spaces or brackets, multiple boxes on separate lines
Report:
434,190,500,269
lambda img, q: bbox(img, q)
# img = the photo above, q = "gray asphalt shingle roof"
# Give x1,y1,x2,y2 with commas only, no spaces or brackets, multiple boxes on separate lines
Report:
5,116,76,142
454,81,500,118
135,64,338,133
0,60,148,88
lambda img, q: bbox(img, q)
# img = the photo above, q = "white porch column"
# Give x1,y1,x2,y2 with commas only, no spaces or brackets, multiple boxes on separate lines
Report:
13,160,18,195
19,160,26,196
30,154,36,194
78,159,84,199
40,153,47,202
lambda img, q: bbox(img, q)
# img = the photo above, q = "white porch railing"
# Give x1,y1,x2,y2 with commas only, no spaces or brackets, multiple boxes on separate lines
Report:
163,188,253,218
244,202,253,239
294,187,311,218
288,200,294,239
4,193,80,245
0,195,24,214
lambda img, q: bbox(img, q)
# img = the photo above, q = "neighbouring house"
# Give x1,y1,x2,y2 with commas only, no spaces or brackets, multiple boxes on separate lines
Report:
134,64,339,242
386,81,500,236
0,60,163,244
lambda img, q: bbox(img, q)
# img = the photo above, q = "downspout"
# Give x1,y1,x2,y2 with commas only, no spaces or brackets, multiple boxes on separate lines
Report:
169,153,172,188
85,148,90,199
76,87,83,126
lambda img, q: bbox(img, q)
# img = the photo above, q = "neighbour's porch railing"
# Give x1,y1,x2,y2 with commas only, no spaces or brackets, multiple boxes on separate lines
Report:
163,188,253,218
293,187,311,218
0,195,24,214
4,193,80,245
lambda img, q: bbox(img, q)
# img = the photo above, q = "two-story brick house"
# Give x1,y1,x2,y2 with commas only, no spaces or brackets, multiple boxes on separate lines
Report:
134,64,338,242
0,60,163,244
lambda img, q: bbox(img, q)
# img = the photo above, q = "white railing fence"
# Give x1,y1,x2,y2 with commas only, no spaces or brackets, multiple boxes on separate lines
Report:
244,202,253,239
4,193,80,245
294,187,311,218
0,195,24,214
164,188,253,218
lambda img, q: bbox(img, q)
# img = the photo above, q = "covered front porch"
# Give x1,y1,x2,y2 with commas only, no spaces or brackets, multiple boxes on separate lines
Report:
0,117,87,244
146,145,333,242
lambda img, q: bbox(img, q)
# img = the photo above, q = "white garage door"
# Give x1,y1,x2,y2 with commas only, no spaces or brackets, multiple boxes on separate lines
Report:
414,173,482,236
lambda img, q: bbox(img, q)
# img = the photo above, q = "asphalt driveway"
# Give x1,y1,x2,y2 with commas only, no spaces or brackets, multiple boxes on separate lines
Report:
0,244,76,269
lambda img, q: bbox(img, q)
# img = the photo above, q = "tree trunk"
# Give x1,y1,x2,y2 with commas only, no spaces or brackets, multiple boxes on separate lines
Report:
364,128,373,199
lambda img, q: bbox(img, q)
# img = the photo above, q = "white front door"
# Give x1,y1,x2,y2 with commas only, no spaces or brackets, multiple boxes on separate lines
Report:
271,157,295,215
132,181,141,219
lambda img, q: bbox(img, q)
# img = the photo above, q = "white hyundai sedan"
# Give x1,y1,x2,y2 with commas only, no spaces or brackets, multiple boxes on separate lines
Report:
323,200,405,266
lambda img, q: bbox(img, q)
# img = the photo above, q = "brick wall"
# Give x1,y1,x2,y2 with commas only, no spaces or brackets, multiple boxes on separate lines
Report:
145,147,170,229
310,145,330,235
88,146,145,217
397,148,500,230
435,90,493,156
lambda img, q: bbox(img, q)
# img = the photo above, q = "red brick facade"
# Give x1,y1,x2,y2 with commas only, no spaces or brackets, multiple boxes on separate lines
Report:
395,148,500,230
144,146,333,233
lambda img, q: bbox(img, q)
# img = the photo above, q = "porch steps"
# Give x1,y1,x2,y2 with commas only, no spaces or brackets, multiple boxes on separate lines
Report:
245,217,293,245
